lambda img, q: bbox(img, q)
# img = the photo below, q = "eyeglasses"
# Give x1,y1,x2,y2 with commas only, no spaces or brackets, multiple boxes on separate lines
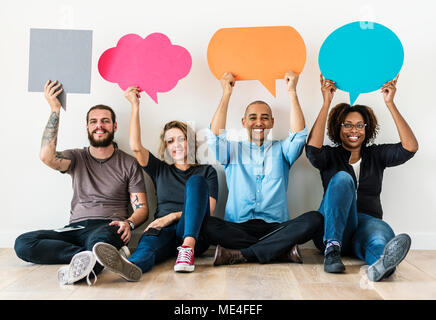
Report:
341,123,367,130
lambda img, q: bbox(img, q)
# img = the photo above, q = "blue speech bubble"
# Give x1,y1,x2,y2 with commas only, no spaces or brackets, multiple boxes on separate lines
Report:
319,21,404,105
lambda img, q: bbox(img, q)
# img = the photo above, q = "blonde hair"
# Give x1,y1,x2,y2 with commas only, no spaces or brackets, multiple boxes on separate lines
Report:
158,120,198,165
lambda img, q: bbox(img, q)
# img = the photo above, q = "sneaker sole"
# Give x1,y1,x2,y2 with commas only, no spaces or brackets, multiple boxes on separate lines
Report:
174,263,195,273
66,251,96,284
367,233,411,282
93,242,142,282
57,266,69,285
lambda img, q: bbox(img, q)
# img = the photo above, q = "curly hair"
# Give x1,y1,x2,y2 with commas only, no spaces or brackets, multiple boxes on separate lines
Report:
158,120,198,165
327,103,379,146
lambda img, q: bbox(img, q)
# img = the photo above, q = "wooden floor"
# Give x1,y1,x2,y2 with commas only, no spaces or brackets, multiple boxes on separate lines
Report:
1,248,436,300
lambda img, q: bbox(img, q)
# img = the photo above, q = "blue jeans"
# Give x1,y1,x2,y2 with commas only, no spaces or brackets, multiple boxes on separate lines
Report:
129,175,211,273
315,171,395,266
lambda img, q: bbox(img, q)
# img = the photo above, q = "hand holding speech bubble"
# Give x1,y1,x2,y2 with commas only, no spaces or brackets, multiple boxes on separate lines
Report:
28,29,93,110
98,33,192,103
318,21,404,105
207,26,306,97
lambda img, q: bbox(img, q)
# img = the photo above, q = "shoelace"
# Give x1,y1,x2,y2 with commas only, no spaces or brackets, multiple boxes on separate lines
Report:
86,270,97,286
71,255,97,286
325,247,341,260
176,246,194,264
228,251,243,265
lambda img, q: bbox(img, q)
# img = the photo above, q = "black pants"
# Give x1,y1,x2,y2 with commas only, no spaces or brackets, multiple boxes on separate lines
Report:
203,211,323,264
14,219,124,274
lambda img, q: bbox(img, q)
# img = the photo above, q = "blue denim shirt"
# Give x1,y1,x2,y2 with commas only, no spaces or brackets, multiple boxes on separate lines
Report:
205,127,308,223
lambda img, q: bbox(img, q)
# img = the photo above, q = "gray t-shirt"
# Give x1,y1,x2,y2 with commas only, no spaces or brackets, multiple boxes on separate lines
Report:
61,147,146,224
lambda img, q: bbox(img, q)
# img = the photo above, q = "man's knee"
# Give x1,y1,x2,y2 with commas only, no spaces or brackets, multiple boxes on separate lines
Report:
296,211,324,232
14,232,35,262
201,216,221,242
86,224,123,249
203,216,221,231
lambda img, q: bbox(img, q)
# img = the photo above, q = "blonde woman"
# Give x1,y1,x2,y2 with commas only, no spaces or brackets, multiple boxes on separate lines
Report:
92,86,218,281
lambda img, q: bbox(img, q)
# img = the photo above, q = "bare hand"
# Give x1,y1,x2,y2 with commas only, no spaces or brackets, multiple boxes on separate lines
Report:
220,72,235,96
381,74,399,104
124,86,141,106
109,220,132,244
44,80,63,111
320,74,336,105
285,71,299,93
144,214,176,232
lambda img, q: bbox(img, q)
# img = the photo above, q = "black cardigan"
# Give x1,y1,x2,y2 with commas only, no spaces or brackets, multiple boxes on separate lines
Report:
305,142,416,219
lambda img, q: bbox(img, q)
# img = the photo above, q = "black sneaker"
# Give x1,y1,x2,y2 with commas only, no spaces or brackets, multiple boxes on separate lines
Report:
367,233,411,282
324,244,346,273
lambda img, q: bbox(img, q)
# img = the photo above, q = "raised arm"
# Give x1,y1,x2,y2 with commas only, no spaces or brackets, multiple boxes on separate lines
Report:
125,86,150,166
39,80,72,172
210,72,235,136
307,74,337,148
285,71,305,133
381,75,418,153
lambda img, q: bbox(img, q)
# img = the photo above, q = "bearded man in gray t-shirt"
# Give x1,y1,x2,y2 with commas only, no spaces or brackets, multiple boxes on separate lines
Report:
14,80,149,286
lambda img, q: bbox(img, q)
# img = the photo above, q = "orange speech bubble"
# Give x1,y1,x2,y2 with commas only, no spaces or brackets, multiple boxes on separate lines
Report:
207,26,306,97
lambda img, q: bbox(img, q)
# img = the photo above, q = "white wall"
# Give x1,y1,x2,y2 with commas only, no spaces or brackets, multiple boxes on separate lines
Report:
1,0,435,249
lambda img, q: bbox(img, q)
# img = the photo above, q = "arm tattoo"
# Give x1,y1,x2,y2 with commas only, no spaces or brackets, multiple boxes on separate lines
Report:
53,152,71,171
41,111,60,147
131,194,145,210
55,151,69,160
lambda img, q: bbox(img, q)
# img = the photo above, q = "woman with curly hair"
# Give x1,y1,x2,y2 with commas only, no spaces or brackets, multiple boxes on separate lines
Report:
306,74,418,281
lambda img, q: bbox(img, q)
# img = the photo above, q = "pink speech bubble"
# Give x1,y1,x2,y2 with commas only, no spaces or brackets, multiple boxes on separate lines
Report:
98,33,192,103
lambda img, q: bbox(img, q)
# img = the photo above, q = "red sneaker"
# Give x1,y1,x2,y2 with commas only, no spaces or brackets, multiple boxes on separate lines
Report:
174,246,195,272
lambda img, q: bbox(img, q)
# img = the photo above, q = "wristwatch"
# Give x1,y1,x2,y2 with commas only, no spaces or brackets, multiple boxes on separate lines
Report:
127,220,135,230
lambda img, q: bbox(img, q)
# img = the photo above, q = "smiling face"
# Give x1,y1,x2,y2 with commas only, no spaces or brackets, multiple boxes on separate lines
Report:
242,102,274,145
86,109,117,147
339,111,366,151
164,127,188,163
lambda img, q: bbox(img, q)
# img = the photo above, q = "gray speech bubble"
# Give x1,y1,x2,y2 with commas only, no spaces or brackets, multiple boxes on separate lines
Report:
28,28,93,110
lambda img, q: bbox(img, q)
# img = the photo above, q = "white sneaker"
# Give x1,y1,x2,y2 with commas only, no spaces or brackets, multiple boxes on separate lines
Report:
119,245,131,259
57,251,97,286
92,242,142,281
57,266,69,285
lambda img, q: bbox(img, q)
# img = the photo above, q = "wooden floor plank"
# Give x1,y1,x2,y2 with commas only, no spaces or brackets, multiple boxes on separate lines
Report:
221,263,302,300
1,248,435,300
372,259,436,300
405,250,436,280
297,282,383,300
291,249,367,285
0,248,43,294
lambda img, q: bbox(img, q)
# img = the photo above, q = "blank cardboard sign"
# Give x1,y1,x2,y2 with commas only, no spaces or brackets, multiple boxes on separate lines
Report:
28,28,93,109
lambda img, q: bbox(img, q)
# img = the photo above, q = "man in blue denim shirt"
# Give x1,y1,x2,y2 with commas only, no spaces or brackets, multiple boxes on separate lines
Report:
203,71,323,266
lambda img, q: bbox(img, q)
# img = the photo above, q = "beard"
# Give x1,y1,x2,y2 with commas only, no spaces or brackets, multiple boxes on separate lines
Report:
87,129,115,147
